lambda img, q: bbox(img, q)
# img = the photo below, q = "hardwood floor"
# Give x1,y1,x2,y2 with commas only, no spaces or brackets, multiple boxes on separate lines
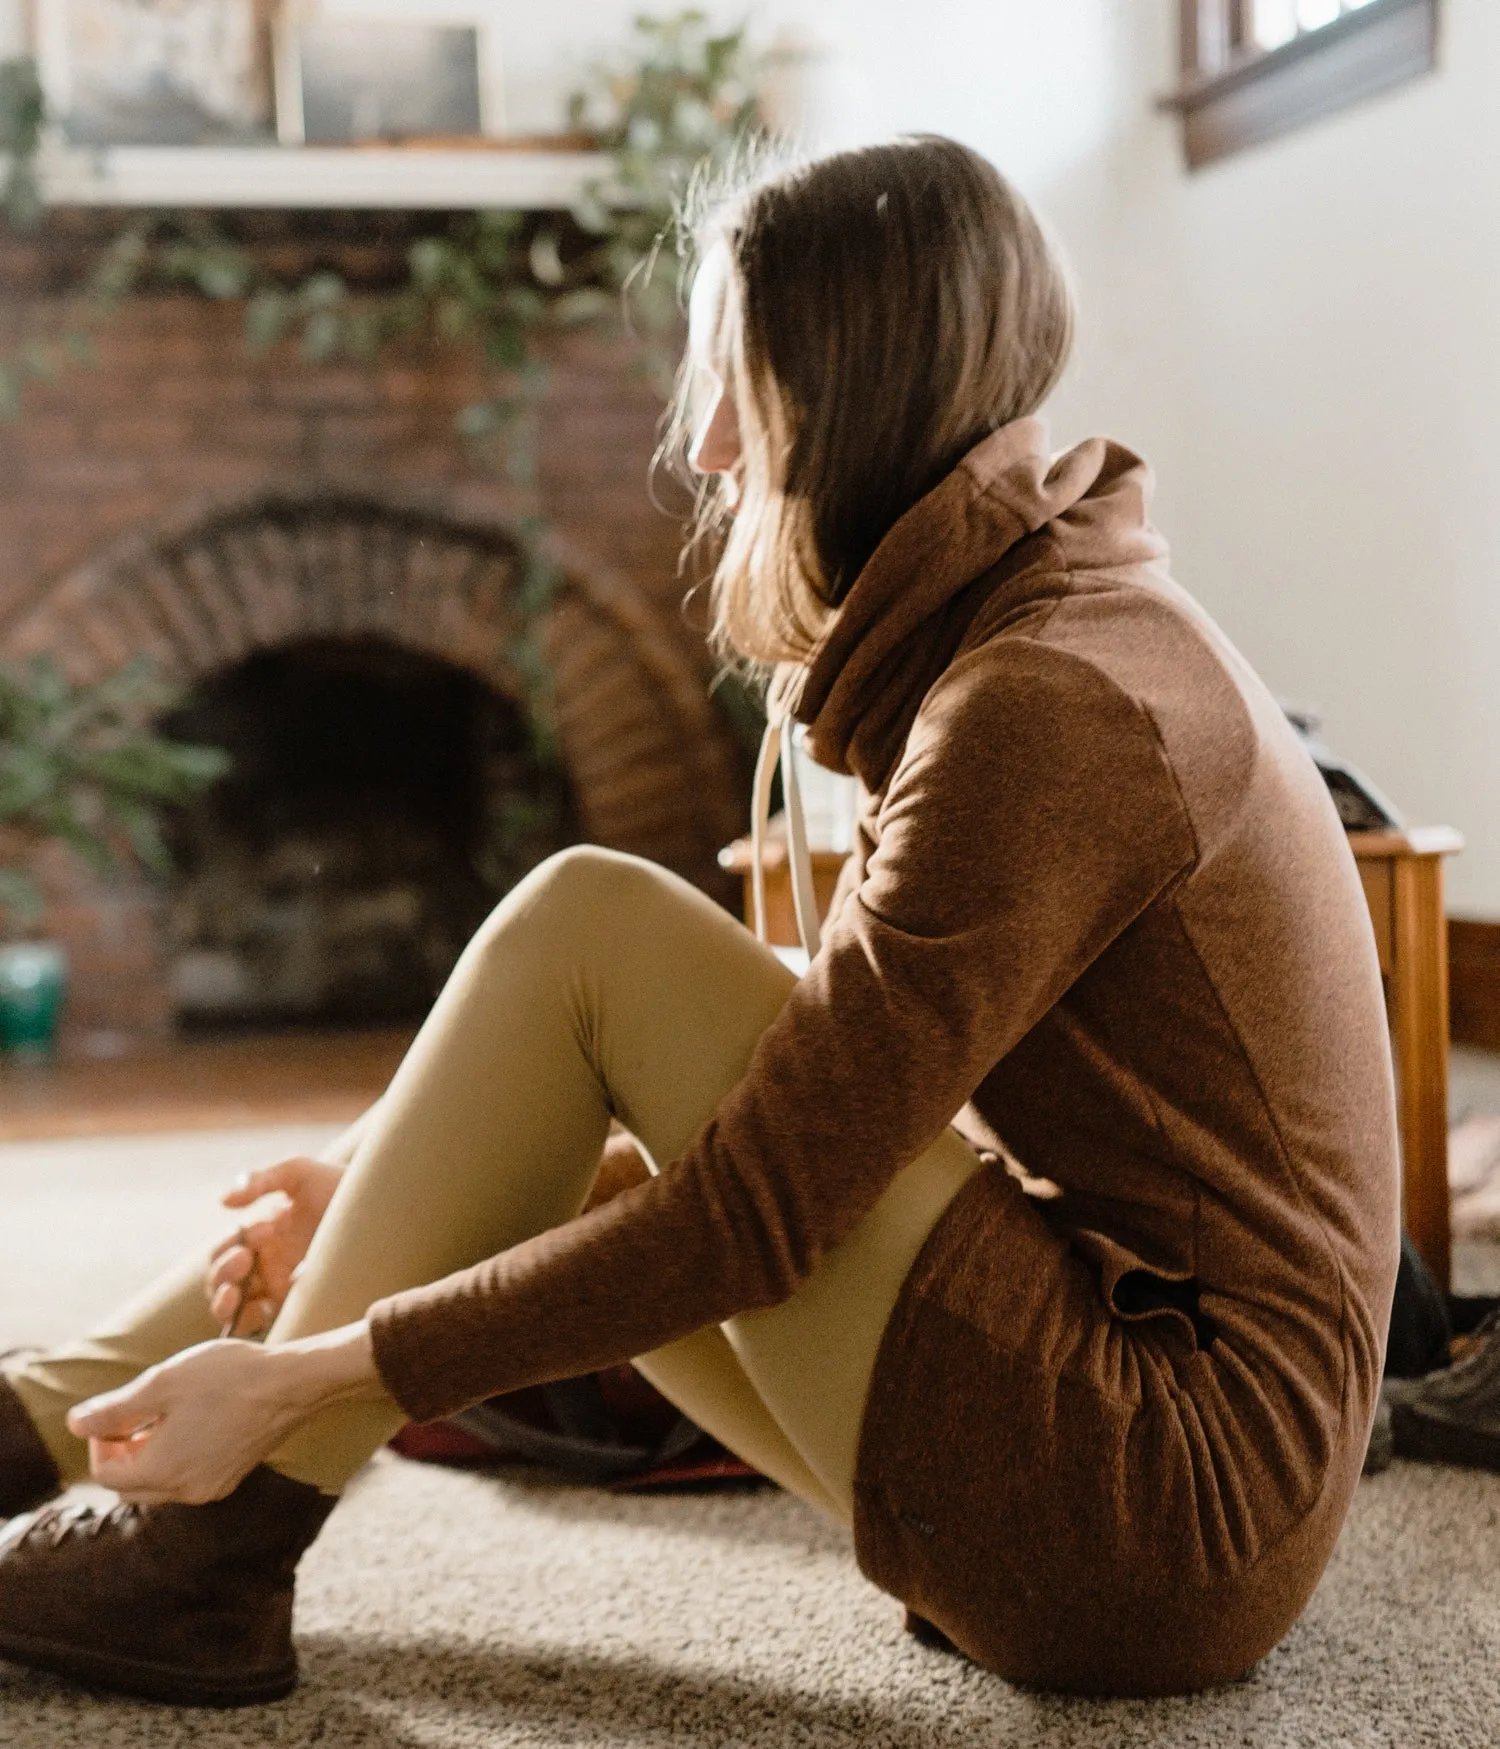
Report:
0,1028,415,1142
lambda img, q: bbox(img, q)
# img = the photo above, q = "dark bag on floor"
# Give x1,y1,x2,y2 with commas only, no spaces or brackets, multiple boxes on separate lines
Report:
1385,1229,1452,1379
452,1371,703,1485
389,1364,762,1490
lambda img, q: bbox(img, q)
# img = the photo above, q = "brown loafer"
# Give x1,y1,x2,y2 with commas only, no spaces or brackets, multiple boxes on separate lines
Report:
1387,1309,1500,1471
0,1464,336,1707
0,1370,62,1518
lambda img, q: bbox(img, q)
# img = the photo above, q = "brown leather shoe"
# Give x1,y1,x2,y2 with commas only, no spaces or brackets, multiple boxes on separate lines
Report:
0,1464,336,1706
0,1372,61,1518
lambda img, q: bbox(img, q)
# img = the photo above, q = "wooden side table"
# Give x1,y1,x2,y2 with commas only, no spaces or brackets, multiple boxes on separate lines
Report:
1349,827,1464,1287
718,835,847,952
721,823,1465,1287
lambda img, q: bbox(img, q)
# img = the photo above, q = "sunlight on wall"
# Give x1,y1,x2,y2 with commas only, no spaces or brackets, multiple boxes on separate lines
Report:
1123,0,1500,918
803,0,1127,190
787,0,1500,918
3,0,1492,911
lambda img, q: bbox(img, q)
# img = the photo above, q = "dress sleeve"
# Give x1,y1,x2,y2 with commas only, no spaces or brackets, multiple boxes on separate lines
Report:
367,644,1199,1424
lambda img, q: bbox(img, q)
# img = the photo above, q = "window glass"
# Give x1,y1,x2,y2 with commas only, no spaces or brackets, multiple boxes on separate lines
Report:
1253,0,1381,53
1252,0,1299,51
1178,0,1436,168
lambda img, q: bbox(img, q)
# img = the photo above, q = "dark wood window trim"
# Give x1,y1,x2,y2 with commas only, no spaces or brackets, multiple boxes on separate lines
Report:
1164,0,1440,170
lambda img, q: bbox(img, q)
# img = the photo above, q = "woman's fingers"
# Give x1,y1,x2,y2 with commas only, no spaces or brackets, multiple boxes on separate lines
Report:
73,1396,182,1500
208,1245,255,1291
220,1156,316,1211
210,1282,253,1329
207,1223,281,1292
205,1244,257,1323
85,1431,162,1495
86,1427,218,1504
210,1277,277,1337
207,1245,290,1337
66,1374,165,1443
230,1297,275,1338
69,1339,300,1506
208,1155,344,1327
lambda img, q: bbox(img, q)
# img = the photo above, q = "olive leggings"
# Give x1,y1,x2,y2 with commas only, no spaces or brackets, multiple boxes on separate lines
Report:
7,848,981,1519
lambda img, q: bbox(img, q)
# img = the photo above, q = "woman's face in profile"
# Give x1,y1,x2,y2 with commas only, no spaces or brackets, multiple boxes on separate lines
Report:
686,243,743,490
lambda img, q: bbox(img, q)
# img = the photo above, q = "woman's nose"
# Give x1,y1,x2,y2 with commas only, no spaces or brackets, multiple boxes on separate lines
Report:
691,391,742,475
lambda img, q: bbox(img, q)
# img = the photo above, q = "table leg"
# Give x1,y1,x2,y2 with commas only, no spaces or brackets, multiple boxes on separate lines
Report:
1390,855,1452,1289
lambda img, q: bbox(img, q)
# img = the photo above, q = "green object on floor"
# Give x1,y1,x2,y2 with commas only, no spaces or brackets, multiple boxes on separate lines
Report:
0,941,67,1058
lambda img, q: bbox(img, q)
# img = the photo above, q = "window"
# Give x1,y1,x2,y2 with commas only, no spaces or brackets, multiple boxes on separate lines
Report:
1167,0,1439,169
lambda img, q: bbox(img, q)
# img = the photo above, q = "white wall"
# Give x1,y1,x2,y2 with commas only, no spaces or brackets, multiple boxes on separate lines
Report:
1118,0,1500,921
787,0,1500,918
388,0,814,137
312,0,658,136
517,0,1498,916
0,0,798,138
7,0,1493,907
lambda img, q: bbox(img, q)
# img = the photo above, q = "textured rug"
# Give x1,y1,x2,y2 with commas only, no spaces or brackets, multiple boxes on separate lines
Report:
0,1124,1498,1747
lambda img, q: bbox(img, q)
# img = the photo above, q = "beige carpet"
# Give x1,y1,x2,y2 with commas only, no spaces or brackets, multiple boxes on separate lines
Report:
0,1125,1497,1747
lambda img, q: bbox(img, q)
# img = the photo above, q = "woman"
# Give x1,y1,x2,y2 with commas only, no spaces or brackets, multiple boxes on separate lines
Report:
0,136,1398,1705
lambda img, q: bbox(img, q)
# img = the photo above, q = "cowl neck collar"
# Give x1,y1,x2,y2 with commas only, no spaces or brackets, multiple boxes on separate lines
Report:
784,418,1161,789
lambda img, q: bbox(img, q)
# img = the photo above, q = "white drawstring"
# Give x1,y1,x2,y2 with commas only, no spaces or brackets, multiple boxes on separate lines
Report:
780,717,823,959
749,715,823,960
750,716,778,945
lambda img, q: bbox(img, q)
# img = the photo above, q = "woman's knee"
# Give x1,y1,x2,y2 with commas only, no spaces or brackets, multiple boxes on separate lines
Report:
463,844,762,1012
527,844,665,920
471,845,670,959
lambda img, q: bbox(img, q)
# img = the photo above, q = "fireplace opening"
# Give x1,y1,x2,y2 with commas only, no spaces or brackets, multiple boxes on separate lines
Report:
162,636,574,1030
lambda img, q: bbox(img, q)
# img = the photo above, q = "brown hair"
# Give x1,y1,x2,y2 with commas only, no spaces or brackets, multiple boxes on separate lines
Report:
666,135,1076,670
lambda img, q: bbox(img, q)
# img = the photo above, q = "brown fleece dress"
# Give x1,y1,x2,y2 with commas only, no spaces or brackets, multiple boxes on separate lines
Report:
369,418,1401,1697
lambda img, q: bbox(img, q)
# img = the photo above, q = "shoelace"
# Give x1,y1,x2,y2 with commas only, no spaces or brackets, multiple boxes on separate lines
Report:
27,1498,139,1551
1443,1307,1500,1371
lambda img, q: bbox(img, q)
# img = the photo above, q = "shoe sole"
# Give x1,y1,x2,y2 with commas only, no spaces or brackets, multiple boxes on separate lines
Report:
0,1626,296,1707
1389,1403,1500,1473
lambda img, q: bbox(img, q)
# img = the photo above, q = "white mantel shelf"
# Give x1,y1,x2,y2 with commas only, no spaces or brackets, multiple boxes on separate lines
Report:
25,142,615,211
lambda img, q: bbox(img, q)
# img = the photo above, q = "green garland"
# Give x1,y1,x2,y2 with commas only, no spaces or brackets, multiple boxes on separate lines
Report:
0,12,760,445
0,14,770,897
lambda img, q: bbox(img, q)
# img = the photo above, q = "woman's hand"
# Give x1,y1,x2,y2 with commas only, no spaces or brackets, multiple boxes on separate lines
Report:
65,1323,380,1506
206,1157,345,1337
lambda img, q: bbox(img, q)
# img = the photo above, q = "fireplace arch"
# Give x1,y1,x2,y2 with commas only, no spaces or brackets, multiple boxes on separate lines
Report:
2,488,749,1042
3,488,746,886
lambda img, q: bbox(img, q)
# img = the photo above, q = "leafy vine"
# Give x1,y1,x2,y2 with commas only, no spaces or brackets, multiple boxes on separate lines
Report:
0,12,760,441
0,12,769,889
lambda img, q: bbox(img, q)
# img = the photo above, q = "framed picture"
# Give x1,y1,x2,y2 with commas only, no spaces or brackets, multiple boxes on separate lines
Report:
274,17,495,145
34,0,275,146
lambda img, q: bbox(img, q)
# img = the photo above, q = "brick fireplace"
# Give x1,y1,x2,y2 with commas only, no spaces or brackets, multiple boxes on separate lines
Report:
0,211,748,1052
